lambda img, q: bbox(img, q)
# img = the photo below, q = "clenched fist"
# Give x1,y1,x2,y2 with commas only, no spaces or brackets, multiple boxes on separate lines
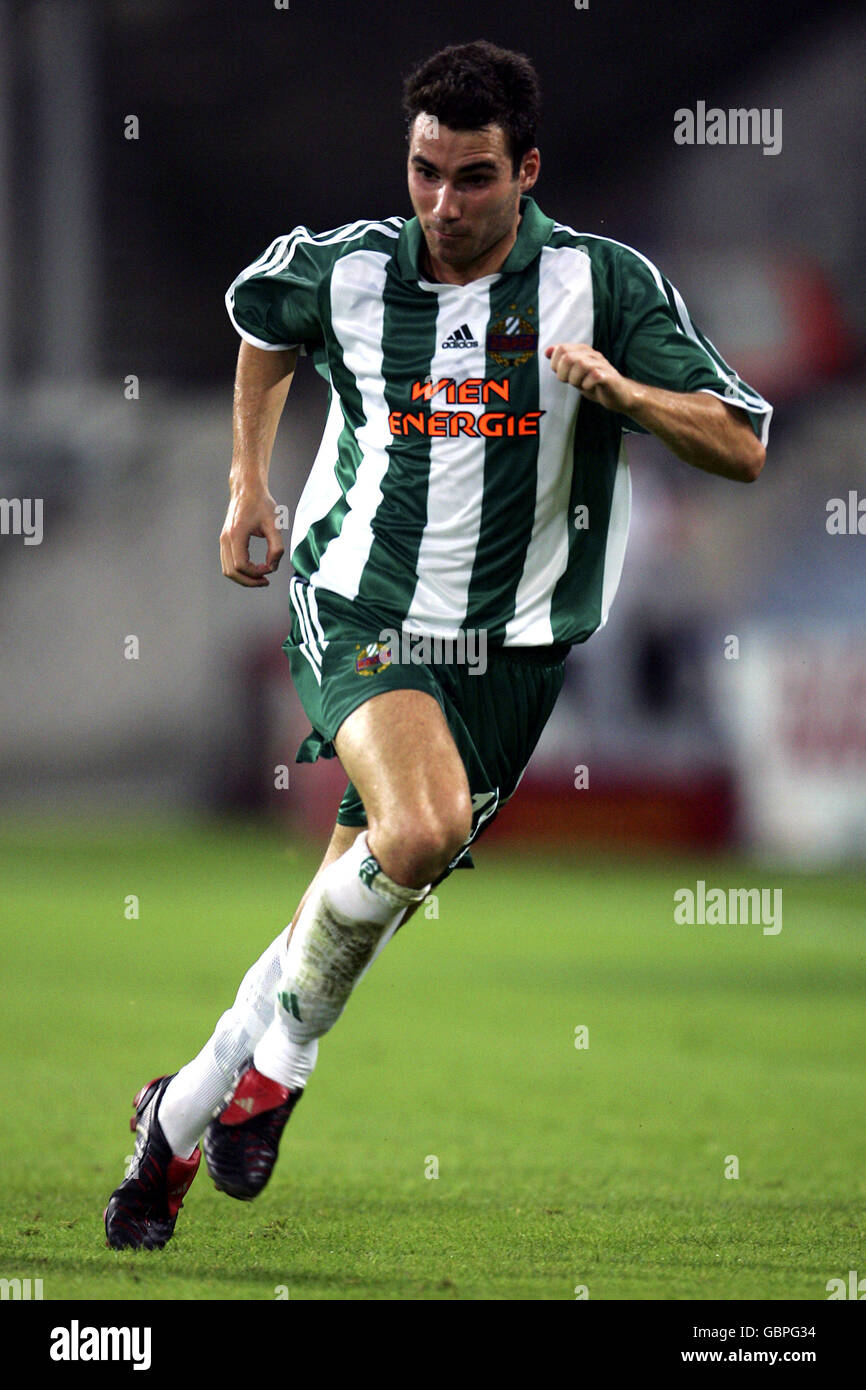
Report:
545,342,637,415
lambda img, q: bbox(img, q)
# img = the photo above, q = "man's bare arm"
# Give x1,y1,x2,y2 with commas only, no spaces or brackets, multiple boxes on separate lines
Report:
545,342,765,483
220,340,299,588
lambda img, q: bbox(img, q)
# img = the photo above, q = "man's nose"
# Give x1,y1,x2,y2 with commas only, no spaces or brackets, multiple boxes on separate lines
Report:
434,183,461,220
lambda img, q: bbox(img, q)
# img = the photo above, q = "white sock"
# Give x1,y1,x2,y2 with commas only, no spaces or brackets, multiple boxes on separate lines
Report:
159,929,288,1158
253,833,428,1087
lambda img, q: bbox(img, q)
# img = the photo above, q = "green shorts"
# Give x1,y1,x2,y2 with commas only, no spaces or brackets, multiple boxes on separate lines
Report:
285,579,568,873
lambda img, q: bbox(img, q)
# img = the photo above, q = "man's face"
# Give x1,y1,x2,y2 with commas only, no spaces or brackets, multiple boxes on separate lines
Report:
407,116,539,277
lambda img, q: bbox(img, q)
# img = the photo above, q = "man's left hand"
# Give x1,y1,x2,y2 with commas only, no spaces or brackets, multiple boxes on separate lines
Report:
545,342,635,414
545,341,765,483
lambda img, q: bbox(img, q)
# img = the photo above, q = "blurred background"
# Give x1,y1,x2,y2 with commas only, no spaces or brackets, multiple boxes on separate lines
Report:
1,0,864,865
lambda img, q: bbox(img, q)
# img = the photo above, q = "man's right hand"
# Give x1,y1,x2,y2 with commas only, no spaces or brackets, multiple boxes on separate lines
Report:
222,341,297,586
219,488,285,587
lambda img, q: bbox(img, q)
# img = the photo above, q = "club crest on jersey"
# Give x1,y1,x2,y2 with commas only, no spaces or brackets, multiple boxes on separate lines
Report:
354,640,393,676
487,304,538,366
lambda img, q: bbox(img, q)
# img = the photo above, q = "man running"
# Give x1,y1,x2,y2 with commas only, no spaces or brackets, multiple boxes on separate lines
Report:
104,39,770,1250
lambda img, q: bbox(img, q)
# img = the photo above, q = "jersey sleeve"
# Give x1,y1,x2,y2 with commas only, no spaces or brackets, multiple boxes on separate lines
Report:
607,245,773,445
226,229,324,352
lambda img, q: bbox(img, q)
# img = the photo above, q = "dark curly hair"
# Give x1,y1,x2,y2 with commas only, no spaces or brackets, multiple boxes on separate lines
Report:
402,40,541,175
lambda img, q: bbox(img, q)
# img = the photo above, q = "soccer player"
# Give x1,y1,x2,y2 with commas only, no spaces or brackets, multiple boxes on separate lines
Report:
104,40,771,1249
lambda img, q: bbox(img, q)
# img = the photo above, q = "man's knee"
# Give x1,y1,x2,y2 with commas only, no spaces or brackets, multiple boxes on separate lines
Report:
370,790,472,888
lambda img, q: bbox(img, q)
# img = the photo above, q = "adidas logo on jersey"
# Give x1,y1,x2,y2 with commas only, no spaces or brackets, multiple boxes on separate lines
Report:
442,323,479,349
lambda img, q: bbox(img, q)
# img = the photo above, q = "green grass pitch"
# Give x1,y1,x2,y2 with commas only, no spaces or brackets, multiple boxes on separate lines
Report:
1,821,864,1302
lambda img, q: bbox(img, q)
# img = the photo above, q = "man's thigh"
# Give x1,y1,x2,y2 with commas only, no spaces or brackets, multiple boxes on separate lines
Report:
284,582,566,874
335,648,568,875
284,578,443,763
334,687,469,833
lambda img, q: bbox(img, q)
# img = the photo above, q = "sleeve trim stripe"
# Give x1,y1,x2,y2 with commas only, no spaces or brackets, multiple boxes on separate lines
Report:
268,219,401,278
226,307,299,351
554,227,772,405
241,234,294,280
552,225,667,295
238,218,401,282
225,219,404,344
247,219,402,285
698,388,773,446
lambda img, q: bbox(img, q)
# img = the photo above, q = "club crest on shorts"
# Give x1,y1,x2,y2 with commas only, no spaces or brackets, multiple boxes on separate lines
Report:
354,639,393,676
486,304,538,366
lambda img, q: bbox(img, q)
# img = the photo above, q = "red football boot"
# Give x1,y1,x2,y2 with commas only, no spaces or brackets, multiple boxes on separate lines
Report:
203,1066,302,1201
104,1075,200,1250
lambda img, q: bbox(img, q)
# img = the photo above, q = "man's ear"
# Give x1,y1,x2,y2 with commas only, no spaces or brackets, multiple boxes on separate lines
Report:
519,147,541,191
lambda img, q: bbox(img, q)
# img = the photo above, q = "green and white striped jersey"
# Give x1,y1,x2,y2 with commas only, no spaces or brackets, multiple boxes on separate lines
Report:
226,195,771,647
